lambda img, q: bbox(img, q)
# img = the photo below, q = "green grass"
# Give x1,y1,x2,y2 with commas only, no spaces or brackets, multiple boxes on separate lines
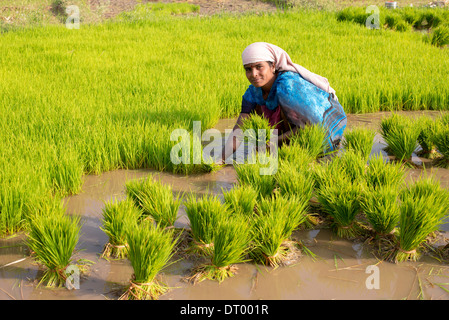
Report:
1,4,449,237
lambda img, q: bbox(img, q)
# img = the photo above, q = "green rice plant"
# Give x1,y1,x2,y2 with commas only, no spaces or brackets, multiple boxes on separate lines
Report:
278,143,315,167
393,175,449,262
342,127,376,161
0,183,26,237
100,198,141,260
120,222,177,300
327,149,367,184
222,184,258,217
365,153,406,190
316,170,363,239
250,194,306,267
414,10,443,30
125,176,182,228
432,121,449,168
234,154,277,199
184,193,228,256
431,25,449,47
380,114,419,166
275,159,316,227
189,215,250,283
239,113,277,148
417,115,438,158
289,124,328,159
379,113,402,143
276,159,314,203
26,211,83,288
360,185,400,237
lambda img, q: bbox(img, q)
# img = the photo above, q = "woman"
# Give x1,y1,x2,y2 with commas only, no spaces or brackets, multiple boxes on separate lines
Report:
220,42,347,162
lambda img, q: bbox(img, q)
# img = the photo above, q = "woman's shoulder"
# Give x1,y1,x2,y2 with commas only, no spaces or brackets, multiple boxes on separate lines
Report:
276,71,305,86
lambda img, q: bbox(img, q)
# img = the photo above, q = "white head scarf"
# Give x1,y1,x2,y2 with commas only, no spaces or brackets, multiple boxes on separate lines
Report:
241,42,337,98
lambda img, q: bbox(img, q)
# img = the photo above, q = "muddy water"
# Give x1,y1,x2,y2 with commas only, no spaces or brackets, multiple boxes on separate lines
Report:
1,111,449,300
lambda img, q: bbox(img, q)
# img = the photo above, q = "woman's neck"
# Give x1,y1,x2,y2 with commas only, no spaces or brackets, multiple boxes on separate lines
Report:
261,74,277,99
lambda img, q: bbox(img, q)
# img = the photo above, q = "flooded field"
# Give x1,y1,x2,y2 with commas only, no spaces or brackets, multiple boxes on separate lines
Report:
1,111,449,300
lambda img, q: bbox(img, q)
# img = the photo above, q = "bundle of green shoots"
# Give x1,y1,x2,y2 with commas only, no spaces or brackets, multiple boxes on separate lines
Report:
393,175,449,262
380,113,419,167
184,193,228,256
189,215,250,283
26,207,86,288
234,154,277,199
120,222,177,300
326,149,367,184
100,198,142,260
275,153,318,228
288,124,328,159
361,185,400,237
222,184,258,217
238,113,277,151
416,115,438,159
316,165,363,239
432,118,449,168
125,176,182,228
364,153,406,191
342,127,376,161
250,194,307,268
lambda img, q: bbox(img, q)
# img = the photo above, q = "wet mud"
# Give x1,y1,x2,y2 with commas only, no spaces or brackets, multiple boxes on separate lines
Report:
1,110,449,300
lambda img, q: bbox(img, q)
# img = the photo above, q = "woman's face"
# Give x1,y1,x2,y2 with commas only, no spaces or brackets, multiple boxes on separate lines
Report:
244,61,276,92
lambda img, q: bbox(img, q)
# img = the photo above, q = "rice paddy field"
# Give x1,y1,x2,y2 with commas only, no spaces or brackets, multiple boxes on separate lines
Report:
1,0,449,305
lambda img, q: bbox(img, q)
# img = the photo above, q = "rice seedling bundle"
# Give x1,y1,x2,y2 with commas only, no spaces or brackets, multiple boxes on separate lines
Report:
184,193,228,255
238,113,277,149
100,198,141,260
275,159,315,225
26,211,82,287
380,114,419,166
120,222,177,300
0,183,26,237
327,149,367,184
394,176,449,262
234,155,277,199
125,176,181,228
189,215,250,283
342,127,376,161
417,115,438,158
222,184,258,217
250,194,306,267
278,143,315,167
289,124,328,159
365,153,406,190
316,169,363,239
361,185,400,237
432,121,449,168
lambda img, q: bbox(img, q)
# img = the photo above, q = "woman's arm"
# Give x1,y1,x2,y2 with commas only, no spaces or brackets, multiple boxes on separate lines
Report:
220,113,251,162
